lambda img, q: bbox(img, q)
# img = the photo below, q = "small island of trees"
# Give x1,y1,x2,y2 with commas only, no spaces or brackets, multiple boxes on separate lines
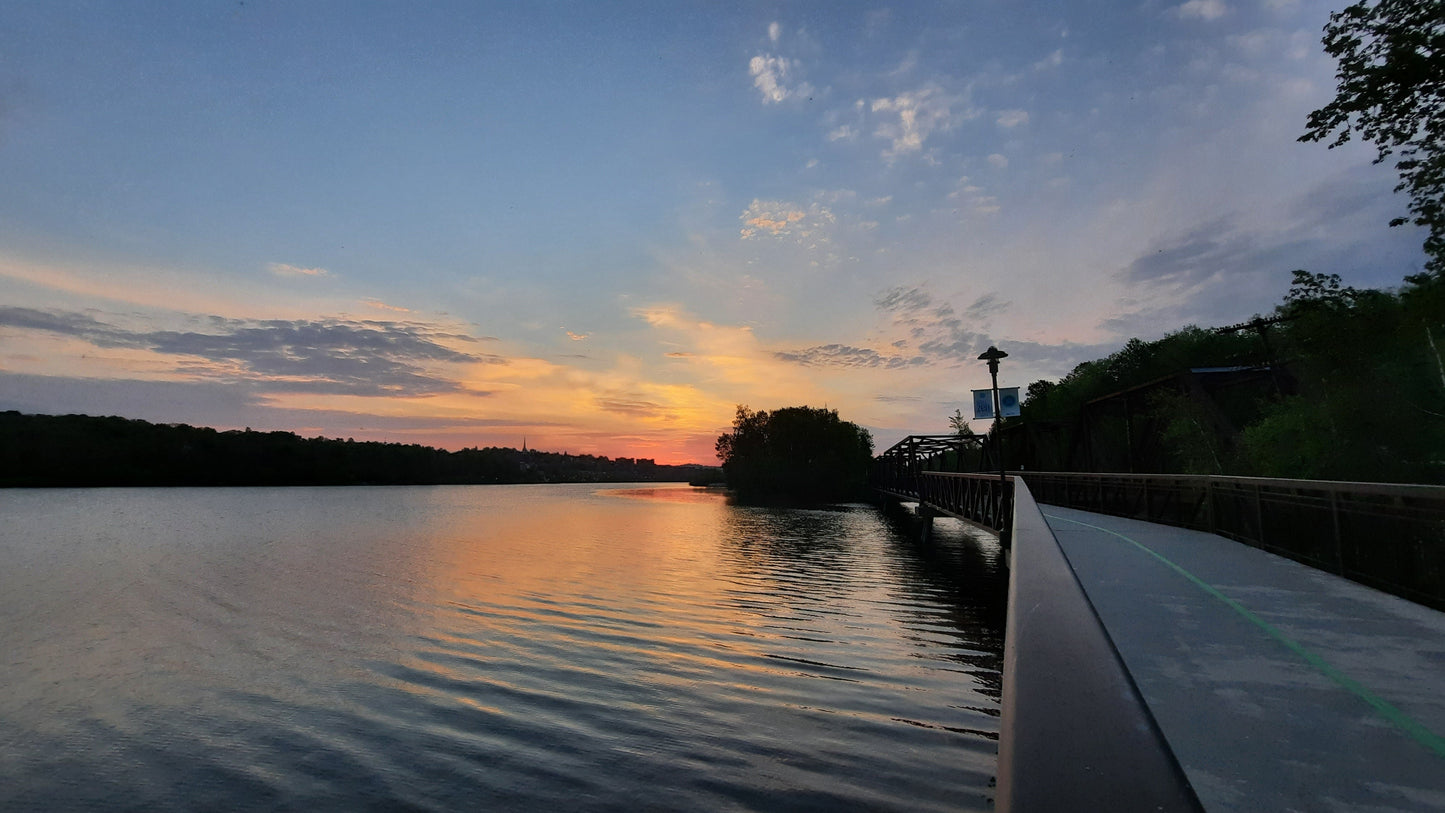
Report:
715,405,874,504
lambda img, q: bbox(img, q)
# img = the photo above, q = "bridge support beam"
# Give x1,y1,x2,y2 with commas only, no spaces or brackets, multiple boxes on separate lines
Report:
917,503,937,543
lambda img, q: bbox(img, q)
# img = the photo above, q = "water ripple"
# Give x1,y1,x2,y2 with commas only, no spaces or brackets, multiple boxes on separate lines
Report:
0,485,1004,812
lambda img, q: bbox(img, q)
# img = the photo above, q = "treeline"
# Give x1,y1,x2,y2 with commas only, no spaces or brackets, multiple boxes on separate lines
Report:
0,412,702,487
990,271,1445,484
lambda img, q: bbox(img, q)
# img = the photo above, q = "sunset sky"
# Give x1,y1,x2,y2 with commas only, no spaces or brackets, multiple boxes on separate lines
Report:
0,1,1430,464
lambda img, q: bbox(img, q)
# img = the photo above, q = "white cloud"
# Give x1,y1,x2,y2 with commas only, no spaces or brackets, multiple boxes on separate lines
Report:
1227,30,1273,56
738,199,835,242
268,263,330,278
987,153,1009,169
1034,49,1064,71
1177,0,1228,20
889,51,920,77
768,21,781,43
996,109,1030,128
749,55,790,103
947,177,1001,214
870,85,968,160
749,54,813,104
828,124,856,141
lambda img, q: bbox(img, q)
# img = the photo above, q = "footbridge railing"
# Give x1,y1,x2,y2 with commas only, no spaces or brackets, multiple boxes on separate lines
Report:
998,478,1202,812
1022,471,1445,612
873,434,1010,533
873,444,1204,810
877,470,1013,533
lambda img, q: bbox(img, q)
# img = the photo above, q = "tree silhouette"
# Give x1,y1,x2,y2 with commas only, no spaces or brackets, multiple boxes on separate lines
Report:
0,412,701,487
1301,0,1445,276
715,405,874,503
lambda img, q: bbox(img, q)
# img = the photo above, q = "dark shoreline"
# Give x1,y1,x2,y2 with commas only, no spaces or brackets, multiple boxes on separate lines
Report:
1,411,719,488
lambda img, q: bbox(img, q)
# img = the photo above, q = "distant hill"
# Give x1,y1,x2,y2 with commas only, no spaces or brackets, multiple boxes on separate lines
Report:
0,411,707,487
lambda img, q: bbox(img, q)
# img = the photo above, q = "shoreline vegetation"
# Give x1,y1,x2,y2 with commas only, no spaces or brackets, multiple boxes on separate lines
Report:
715,405,874,505
0,411,718,488
992,271,1445,484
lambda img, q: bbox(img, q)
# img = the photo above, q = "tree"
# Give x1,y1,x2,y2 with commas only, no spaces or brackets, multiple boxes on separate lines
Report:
1301,0,1445,275
1281,268,1360,312
715,405,874,503
948,408,975,438
1023,379,1058,408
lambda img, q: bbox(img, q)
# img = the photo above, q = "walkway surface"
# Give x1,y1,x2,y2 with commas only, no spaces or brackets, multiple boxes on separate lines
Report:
1042,505,1445,813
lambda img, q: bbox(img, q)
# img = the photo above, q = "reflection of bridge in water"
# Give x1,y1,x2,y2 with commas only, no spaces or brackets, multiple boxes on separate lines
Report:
874,435,1445,812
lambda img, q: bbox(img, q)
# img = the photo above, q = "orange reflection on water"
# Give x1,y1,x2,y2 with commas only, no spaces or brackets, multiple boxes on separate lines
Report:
1,482,1004,810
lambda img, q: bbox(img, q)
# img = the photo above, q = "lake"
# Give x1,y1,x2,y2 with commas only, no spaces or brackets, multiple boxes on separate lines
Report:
0,483,1007,811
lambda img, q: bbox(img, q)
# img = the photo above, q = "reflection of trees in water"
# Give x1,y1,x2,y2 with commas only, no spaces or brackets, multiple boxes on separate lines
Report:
877,505,1008,699
721,505,853,568
716,505,857,627
715,500,1007,700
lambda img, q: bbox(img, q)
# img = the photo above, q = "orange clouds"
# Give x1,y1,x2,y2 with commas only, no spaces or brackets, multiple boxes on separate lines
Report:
737,199,834,241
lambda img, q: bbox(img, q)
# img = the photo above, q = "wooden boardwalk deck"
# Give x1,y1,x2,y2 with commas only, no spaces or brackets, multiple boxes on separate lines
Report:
1043,505,1445,812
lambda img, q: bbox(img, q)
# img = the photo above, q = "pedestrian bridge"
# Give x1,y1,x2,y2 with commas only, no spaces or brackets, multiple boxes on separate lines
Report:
873,445,1445,812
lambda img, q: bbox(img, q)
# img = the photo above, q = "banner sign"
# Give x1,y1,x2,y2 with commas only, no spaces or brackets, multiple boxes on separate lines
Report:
972,389,993,420
972,387,1021,419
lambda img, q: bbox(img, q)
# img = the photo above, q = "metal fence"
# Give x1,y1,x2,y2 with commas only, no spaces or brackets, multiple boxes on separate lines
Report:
875,467,1013,535
1022,471,1445,612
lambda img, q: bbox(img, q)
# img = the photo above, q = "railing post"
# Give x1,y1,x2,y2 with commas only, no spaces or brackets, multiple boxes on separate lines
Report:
1204,477,1215,535
1254,483,1265,548
1330,489,1344,575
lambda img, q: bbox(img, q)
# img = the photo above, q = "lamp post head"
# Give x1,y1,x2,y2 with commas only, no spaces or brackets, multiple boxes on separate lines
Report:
978,345,1007,374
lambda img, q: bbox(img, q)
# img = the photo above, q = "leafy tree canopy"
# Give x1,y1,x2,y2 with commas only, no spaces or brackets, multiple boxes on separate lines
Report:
1019,327,1257,421
715,405,874,504
996,269,1445,482
1301,0,1445,275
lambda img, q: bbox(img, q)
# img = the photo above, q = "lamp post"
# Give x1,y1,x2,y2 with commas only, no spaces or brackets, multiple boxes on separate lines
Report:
978,345,1009,537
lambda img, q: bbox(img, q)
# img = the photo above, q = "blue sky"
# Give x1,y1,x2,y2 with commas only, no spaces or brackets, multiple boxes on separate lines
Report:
0,1,1429,462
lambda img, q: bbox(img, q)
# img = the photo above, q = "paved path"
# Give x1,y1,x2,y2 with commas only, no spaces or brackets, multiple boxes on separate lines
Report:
1042,505,1445,813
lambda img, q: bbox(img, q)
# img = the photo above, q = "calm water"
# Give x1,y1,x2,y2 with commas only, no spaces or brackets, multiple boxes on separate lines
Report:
0,484,1006,811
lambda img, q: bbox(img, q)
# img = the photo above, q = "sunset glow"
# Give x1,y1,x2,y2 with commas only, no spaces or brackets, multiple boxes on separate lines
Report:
0,2,1428,463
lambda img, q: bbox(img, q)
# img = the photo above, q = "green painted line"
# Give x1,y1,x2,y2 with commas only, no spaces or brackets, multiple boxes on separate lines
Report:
1043,511,1445,761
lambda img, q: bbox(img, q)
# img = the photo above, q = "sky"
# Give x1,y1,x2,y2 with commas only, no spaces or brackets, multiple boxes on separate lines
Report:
0,0,1430,464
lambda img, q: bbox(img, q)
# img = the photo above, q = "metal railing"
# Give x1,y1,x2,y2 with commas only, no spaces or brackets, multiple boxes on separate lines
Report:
997,478,1201,812
1022,471,1445,612
875,469,1013,534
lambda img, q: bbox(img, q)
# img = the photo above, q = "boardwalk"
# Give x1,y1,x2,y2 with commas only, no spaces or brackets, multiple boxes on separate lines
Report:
1044,505,1445,812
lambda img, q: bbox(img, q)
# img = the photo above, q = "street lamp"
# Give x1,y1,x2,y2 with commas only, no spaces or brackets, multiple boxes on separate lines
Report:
978,345,1009,538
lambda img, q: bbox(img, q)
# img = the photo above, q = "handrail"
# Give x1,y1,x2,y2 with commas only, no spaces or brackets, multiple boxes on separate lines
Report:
997,478,1201,812
1022,470,1445,499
